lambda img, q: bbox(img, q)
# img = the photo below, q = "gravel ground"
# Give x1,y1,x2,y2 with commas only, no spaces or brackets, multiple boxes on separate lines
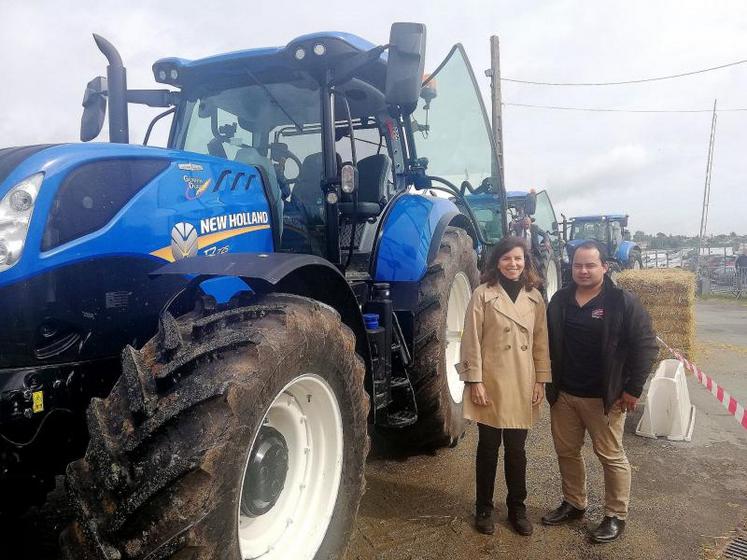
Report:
345,299,747,560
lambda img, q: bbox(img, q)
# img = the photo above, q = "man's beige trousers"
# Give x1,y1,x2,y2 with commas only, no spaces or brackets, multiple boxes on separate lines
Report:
550,391,631,519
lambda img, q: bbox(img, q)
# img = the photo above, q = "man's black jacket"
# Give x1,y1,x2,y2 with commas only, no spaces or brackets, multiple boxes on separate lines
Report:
546,275,659,413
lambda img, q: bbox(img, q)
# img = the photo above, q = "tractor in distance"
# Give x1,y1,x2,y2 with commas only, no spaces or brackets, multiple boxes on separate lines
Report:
0,22,508,559
561,214,643,283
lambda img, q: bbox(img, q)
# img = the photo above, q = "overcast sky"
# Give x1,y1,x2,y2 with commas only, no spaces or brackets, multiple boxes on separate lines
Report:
1,0,745,235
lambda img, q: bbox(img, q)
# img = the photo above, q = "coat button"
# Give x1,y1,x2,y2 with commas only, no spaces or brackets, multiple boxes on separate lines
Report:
521,345,528,351
520,327,528,333
504,326,511,332
505,344,512,350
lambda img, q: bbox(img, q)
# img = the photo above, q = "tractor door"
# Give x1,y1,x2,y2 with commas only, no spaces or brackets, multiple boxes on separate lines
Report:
534,190,561,253
409,45,505,246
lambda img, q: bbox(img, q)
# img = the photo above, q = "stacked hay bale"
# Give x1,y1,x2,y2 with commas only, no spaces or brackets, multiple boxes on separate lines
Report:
617,269,696,363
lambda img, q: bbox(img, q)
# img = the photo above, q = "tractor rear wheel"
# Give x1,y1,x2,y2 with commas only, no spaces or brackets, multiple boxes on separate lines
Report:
60,294,368,560
397,227,479,449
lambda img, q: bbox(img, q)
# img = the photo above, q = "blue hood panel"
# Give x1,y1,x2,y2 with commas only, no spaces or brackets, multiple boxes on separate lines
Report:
0,143,276,287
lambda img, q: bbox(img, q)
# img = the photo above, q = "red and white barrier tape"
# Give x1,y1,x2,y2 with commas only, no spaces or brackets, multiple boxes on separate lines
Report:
657,336,747,431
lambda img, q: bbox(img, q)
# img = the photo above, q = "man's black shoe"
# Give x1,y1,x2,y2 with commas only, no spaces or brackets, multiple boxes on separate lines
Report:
474,511,495,535
508,512,534,536
590,516,625,543
541,501,586,526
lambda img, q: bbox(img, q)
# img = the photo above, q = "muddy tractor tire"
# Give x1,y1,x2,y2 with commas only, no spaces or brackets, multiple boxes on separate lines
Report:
61,294,369,560
399,227,479,449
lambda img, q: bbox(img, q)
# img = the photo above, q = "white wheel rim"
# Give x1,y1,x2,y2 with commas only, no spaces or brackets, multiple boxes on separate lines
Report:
237,374,344,559
545,260,559,301
632,258,641,269
445,272,472,404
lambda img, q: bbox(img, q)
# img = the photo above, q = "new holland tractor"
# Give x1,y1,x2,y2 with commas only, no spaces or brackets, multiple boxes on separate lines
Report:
561,214,643,282
0,23,509,559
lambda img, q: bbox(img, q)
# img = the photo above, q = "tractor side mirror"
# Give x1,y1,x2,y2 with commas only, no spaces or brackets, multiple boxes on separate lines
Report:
80,76,108,142
524,191,537,215
385,22,426,115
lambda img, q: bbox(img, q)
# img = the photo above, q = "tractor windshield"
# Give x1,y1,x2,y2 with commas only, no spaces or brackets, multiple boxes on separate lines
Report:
171,70,398,258
410,44,504,246
570,220,607,242
173,76,322,192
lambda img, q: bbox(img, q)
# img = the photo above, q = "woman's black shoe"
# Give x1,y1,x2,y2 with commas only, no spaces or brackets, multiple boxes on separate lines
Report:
508,513,533,536
590,516,625,542
541,501,586,525
474,511,495,535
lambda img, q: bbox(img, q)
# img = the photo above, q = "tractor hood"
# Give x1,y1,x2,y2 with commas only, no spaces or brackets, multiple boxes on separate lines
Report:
0,145,59,190
0,142,280,287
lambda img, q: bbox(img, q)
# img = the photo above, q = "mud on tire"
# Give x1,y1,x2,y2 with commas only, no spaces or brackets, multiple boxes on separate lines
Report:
60,293,369,560
398,227,479,449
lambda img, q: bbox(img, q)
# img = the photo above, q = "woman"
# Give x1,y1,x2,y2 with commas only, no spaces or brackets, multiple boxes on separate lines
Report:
456,236,551,536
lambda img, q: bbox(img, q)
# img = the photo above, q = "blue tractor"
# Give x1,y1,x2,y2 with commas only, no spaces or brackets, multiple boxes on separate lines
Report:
0,24,508,559
562,214,643,282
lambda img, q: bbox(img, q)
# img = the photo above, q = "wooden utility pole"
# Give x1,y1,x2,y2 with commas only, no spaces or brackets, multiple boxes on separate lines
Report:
486,35,505,191
697,99,718,267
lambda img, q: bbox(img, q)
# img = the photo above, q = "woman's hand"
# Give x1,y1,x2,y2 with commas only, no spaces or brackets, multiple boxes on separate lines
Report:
532,382,545,406
470,382,490,407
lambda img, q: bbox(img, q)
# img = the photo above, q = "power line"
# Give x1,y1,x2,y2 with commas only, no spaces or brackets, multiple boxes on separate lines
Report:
504,102,747,113
502,58,747,86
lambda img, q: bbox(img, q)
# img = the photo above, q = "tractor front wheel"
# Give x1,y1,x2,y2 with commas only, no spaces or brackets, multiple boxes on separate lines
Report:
61,294,368,560
396,227,479,449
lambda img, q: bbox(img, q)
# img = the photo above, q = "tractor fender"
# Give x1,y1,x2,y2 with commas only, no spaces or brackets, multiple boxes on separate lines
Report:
153,252,371,371
371,193,475,283
616,240,639,264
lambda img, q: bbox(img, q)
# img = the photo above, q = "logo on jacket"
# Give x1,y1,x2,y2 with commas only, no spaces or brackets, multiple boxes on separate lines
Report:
170,222,199,260
591,308,604,319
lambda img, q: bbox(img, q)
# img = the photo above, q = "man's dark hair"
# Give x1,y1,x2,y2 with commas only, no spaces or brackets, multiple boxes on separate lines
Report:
572,240,608,264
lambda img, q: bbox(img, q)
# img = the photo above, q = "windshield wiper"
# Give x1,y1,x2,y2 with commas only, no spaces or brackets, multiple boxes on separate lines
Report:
245,69,303,132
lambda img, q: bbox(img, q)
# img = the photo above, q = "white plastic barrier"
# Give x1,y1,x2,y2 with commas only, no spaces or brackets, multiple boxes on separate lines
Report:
635,359,696,441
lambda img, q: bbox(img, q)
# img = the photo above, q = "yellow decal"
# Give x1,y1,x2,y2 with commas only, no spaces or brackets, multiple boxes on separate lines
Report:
32,391,44,414
194,178,212,199
150,224,272,262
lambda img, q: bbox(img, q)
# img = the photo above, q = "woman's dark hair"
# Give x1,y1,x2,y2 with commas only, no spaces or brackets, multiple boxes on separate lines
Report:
481,236,543,291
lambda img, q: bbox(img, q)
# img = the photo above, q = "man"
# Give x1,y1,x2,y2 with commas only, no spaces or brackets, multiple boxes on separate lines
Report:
541,240,658,542
512,215,552,271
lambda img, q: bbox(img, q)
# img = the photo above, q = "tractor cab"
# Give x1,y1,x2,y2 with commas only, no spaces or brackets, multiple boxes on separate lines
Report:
563,214,642,277
80,26,505,271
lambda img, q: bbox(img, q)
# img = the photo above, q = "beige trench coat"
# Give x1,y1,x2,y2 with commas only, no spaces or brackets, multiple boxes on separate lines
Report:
456,282,551,429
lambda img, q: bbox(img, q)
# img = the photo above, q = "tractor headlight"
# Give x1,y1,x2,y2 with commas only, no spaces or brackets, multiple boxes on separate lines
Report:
0,172,43,271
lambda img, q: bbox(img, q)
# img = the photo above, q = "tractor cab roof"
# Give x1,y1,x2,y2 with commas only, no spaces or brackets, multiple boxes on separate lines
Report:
570,214,627,222
152,32,387,93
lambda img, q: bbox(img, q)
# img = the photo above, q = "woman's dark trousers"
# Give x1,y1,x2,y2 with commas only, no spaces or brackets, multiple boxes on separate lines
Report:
476,423,529,515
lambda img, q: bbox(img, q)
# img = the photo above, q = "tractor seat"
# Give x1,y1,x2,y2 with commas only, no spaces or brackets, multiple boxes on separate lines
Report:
290,152,326,225
339,154,391,219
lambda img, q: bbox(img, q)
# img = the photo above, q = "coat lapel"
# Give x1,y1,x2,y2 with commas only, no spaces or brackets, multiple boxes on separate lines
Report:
487,283,534,329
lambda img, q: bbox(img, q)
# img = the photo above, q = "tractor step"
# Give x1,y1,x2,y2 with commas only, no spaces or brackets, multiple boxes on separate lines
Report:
381,410,417,428
390,376,409,389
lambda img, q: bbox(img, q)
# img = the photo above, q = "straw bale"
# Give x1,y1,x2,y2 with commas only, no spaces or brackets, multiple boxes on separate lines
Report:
616,269,696,361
